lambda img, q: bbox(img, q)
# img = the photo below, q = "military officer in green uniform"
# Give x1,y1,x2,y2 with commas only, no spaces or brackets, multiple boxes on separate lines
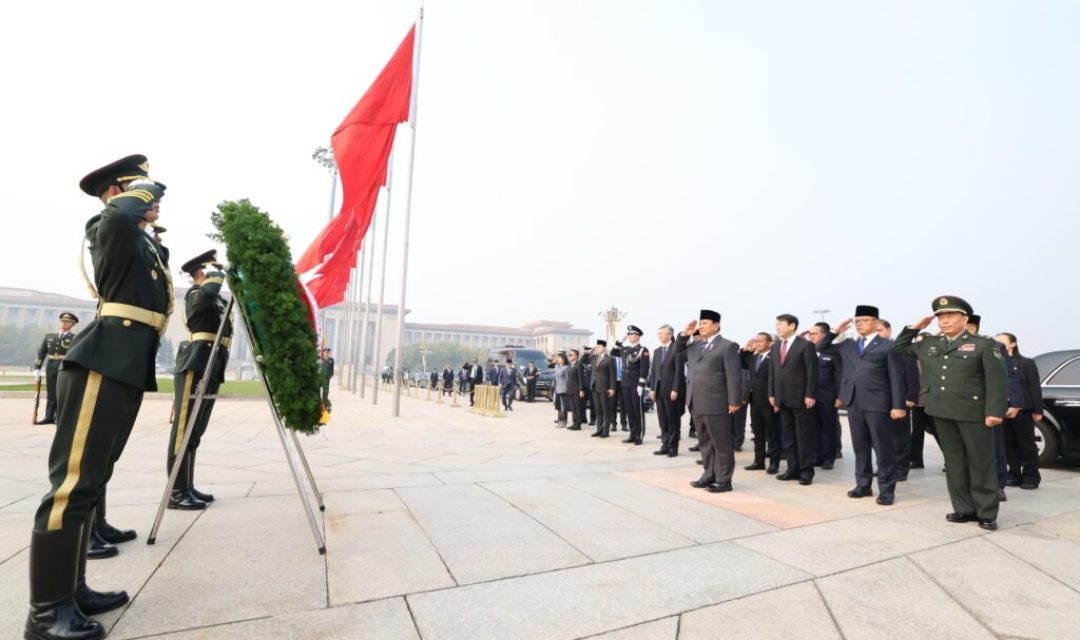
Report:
25,155,171,640
33,312,79,425
167,250,232,510
893,295,1006,530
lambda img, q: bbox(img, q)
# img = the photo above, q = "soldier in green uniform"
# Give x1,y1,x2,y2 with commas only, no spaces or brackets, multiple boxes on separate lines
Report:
25,155,171,640
893,296,1006,531
167,250,232,510
33,312,79,425
317,347,335,412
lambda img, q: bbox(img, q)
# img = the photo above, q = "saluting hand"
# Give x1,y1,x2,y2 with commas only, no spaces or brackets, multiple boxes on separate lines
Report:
682,319,698,337
834,317,853,334
912,316,934,331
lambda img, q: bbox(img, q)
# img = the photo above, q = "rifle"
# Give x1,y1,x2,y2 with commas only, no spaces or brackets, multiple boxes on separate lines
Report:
31,371,41,424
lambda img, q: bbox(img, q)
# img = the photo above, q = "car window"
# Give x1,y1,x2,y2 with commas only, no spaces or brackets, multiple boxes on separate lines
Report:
1048,360,1080,386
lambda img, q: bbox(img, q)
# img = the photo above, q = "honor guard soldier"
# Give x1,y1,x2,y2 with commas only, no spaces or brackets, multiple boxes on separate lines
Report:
168,250,232,511
33,313,79,425
612,325,650,445
26,155,171,640
894,296,1006,530
318,348,335,411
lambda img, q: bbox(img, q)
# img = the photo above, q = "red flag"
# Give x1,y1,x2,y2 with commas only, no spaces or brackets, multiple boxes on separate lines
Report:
297,25,415,307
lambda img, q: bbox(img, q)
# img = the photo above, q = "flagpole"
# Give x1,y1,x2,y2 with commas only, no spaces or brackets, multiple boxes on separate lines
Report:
392,6,424,418
339,271,353,389
359,152,391,398
348,238,366,392
370,155,397,405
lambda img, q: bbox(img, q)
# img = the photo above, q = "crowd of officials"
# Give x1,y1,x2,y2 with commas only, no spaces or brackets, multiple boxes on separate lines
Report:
421,301,1043,535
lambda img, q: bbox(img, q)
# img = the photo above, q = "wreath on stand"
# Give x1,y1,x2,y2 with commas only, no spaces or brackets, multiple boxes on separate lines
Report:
210,199,323,434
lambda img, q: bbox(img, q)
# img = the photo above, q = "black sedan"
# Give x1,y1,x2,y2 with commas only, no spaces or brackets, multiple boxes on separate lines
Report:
1034,350,1080,466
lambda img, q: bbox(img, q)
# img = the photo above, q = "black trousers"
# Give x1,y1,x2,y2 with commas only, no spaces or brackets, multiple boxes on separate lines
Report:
892,412,913,473
732,404,747,449
501,386,515,409
616,390,628,426
848,405,895,493
910,406,936,467
43,360,61,420
656,394,682,452
814,402,839,465
749,403,780,466
779,405,815,480
592,390,613,432
993,420,1007,489
622,386,644,441
571,392,586,426
35,365,143,531
1003,409,1040,485
169,368,221,470
696,412,735,484
526,379,537,401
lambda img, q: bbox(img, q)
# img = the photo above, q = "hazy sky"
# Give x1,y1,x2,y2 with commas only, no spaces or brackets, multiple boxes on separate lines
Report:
3,1,1077,354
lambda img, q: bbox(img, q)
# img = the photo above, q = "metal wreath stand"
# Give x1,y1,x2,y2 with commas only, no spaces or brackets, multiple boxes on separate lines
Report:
147,283,327,555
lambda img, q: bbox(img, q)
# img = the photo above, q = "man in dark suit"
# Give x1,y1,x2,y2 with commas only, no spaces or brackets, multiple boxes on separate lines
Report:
807,322,841,470
822,306,907,505
589,340,618,437
768,314,819,485
676,310,742,493
566,350,586,430
579,346,595,426
497,361,517,410
648,324,686,457
878,320,920,481
441,365,454,396
468,358,484,406
741,332,779,472
996,332,1043,490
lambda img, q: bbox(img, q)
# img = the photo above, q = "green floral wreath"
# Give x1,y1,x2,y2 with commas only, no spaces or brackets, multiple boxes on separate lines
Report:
211,199,322,434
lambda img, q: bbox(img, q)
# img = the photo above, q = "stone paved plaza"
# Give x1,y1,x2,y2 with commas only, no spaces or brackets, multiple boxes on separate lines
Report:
2,387,1080,639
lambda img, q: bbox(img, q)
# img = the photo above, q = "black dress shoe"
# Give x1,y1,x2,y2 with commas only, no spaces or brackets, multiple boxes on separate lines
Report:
876,493,895,506
707,482,733,493
568,425,582,431
589,421,596,426
1005,476,1021,487
998,489,1008,502
695,460,703,465
667,451,678,458
822,462,834,470
74,579,129,615
621,425,629,431
168,491,207,511
590,431,601,437
633,440,643,445
776,472,796,481
734,445,743,452
978,519,998,531
798,477,812,486
653,449,670,456
1020,481,1039,490
95,521,136,544
34,418,56,425
621,438,634,444
766,465,779,475
847,486,873,498
86,530,118,560
744,463,765,471
896,473,908,482
945,512,975,523
599,432,610,438
690,477,716,488
689,445,701,452
836,451,844,459
910,462,925,469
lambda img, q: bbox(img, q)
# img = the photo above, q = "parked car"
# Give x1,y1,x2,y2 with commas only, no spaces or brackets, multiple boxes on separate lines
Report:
487,346,555,400
1033,349,1080,466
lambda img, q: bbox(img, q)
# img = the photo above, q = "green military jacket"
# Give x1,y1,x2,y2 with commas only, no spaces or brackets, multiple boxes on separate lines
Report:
174,276,233,384
35,332,75,369
63,189,171,391
893,327,1006,423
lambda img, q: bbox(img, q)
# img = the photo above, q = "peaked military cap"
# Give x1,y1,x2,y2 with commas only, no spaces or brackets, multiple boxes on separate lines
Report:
151,224,167,234
58,312,79,324
181,249,219,275
968,314,982,330
700,309,721,323
854,305,880,319
932,295,973,316
596,339,608,347
626,325,643,336
79,154,164,197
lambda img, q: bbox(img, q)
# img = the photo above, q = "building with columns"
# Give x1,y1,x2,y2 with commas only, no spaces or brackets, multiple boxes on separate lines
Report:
401,319,592,354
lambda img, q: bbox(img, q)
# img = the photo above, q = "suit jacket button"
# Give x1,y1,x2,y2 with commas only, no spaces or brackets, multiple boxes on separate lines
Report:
941,386,946,390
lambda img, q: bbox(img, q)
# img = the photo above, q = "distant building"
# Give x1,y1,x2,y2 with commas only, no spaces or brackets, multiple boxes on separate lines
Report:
0,287,98,328
402,319,592,354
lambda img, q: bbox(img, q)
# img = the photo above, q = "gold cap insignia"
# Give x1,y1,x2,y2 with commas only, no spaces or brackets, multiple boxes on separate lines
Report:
938,297,949,305
138,161,149,172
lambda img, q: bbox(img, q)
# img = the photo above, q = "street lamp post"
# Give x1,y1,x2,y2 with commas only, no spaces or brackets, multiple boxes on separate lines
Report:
311,146,338,354
813,308,831,323
597,306,627,347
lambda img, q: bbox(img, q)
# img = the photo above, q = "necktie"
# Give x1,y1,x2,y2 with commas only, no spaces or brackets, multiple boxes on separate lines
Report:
657,346,666,368
755,354,764,371
858,337,866,355
780,340,789,365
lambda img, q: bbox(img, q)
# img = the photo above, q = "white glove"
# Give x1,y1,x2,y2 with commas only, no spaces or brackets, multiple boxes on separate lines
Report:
126,178,157,190
34,369,41,380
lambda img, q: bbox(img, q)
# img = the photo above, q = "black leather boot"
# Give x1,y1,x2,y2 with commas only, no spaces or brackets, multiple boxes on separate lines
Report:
25,528,105,640
75,512,128,615
168,453,206,511
94,497,136,544
86,526,117,560
187,450,214,503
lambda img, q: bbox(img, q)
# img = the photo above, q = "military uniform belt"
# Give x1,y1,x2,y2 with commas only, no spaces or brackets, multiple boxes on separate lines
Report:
190,332,231,349
48,354,65,361
98,302,168,334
